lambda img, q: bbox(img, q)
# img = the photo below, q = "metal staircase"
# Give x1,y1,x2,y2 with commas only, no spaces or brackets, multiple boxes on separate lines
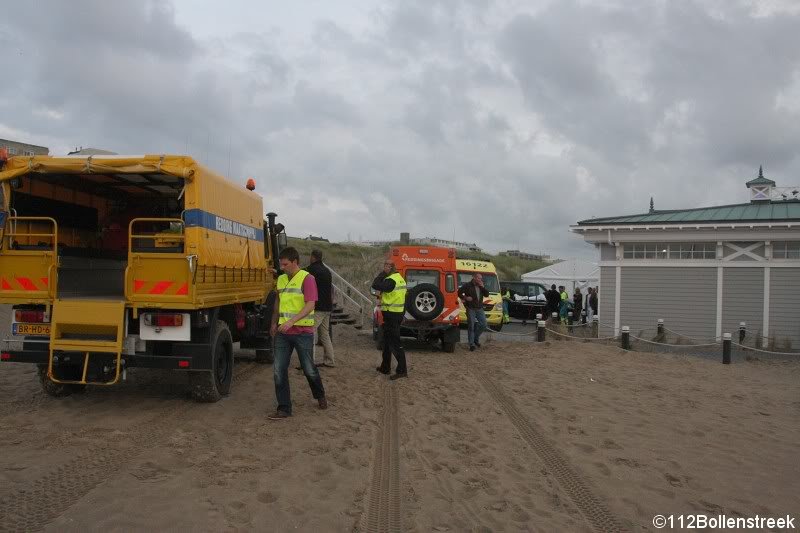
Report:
324,263,374,330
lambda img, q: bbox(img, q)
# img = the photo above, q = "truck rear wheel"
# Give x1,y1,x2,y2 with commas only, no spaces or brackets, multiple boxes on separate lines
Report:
37,365,86,397
441,340,456,353
255,336,275,365
190,320,233,402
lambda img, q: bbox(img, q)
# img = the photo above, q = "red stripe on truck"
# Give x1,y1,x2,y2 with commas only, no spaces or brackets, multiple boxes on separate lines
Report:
16,277,37,291
149,281,173,295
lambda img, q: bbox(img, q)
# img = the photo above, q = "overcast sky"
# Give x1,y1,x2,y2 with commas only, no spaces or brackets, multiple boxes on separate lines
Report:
2,0,800,258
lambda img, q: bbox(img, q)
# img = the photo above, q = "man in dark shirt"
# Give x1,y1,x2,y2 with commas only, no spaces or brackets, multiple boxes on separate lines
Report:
458,273,490,351
305,250,335,367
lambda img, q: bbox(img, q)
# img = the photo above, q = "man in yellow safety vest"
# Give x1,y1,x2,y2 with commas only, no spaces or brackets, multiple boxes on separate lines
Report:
371,259,408,380
269,247,327,419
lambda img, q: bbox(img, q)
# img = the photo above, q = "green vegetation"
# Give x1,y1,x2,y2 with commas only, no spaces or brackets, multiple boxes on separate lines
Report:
286,238,551,291
286,238,385,294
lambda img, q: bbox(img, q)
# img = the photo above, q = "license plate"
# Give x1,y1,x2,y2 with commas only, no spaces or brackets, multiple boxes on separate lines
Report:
12,323,51,336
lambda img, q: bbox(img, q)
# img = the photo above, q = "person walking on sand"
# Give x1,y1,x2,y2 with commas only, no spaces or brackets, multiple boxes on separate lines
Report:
459,273,489,351
372,260,408,380
306,249,335,367
269,247,327,420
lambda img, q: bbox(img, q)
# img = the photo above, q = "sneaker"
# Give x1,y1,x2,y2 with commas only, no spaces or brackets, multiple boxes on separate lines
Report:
376,366,390,375
469,345,476,352
268,410,291,420
318,397,328,409
390,372,408,381
475,341,481,348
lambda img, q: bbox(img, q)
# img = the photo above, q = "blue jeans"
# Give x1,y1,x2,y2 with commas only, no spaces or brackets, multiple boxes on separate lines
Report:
467,308,488,347
273,333,325,414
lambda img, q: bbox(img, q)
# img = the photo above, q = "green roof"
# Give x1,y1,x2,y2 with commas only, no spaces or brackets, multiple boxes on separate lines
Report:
577,200,800,225
746,176,776,187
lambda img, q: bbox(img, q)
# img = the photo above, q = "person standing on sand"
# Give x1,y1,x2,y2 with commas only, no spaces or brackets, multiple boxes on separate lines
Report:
559,285,569,324
269,247,327,420
589,287,598,320
372,260,408,380
458,273,490,351
585,287,595,322
545,284,560,320
306,249,335,367
573,287,583,324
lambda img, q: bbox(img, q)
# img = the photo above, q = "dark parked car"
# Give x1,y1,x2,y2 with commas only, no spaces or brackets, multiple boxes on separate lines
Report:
502,281,548,322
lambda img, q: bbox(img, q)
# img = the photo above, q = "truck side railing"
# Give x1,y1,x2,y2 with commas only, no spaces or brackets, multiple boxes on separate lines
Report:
324,263,374,329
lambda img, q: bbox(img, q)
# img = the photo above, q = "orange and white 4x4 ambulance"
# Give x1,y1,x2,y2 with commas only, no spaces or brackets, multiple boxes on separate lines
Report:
372,246,461,352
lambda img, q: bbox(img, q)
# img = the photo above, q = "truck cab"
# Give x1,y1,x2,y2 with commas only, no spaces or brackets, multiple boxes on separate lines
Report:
373,246,461,352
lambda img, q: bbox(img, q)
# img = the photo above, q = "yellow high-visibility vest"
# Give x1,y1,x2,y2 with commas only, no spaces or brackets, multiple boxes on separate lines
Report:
277,270,315,326
381,272,407,313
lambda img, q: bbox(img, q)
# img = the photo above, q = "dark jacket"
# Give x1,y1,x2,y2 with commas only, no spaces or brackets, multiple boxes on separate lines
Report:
371,272,397,293
545,289,560,311
589,293,598,313
458,282,489,310
305,261,333,312
572,294,583,318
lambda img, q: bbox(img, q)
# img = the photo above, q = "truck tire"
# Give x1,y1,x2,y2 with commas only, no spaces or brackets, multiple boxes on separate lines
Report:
37,364,85,397
190,320,233,402
441,340,456,353
490,323,504,332
255,336,275,365
406,283,444,321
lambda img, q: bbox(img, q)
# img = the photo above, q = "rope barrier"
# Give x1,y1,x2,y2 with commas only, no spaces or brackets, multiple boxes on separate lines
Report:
629,334,719,348
546,328,619,342
732,342,800,357
662,327,722,344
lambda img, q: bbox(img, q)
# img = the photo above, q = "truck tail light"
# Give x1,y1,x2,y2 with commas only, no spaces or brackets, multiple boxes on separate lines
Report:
144,314,184,327
15,310,45,323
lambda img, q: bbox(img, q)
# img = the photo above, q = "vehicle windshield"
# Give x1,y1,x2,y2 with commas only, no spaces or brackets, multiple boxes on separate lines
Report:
406,269,439,288
458,272,500,293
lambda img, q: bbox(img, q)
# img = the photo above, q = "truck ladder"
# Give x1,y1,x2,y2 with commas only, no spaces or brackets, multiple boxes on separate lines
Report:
48,299,126,386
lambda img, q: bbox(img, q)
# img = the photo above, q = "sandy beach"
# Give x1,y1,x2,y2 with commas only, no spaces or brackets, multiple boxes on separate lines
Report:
1,319,798,532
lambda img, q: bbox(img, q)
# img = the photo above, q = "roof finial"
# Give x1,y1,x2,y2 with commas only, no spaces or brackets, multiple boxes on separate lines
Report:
758,165,764,179
649,196,654,213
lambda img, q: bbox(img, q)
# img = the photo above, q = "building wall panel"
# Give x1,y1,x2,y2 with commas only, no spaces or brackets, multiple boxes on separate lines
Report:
619,267,717,340
769,268,800,349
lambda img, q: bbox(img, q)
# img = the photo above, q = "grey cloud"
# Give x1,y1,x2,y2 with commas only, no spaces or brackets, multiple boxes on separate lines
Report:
3,0,800,260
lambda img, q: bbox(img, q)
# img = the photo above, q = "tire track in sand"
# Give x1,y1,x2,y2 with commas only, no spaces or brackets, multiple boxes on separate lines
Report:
364,383,402,533
472,368,625,533
0,361,260,533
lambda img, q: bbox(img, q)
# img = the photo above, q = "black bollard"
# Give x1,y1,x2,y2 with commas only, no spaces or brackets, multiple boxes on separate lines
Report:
552,312,558,323
621,326,631,350
739,322,746,343
722,333,731,364
657,319,664,336
567,312,573,334
581,311,587,324
592,316,599,338
537,320,546,342
536,313,543,322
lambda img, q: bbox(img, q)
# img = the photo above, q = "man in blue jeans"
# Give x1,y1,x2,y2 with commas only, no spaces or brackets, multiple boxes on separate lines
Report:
269,247,327,420
458,273,489,351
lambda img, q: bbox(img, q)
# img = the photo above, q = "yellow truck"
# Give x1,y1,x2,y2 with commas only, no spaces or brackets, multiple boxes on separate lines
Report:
456,258,504,331
0,154,286,401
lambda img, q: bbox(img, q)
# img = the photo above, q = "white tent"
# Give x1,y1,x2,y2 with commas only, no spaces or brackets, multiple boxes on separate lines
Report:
521,258,599,293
